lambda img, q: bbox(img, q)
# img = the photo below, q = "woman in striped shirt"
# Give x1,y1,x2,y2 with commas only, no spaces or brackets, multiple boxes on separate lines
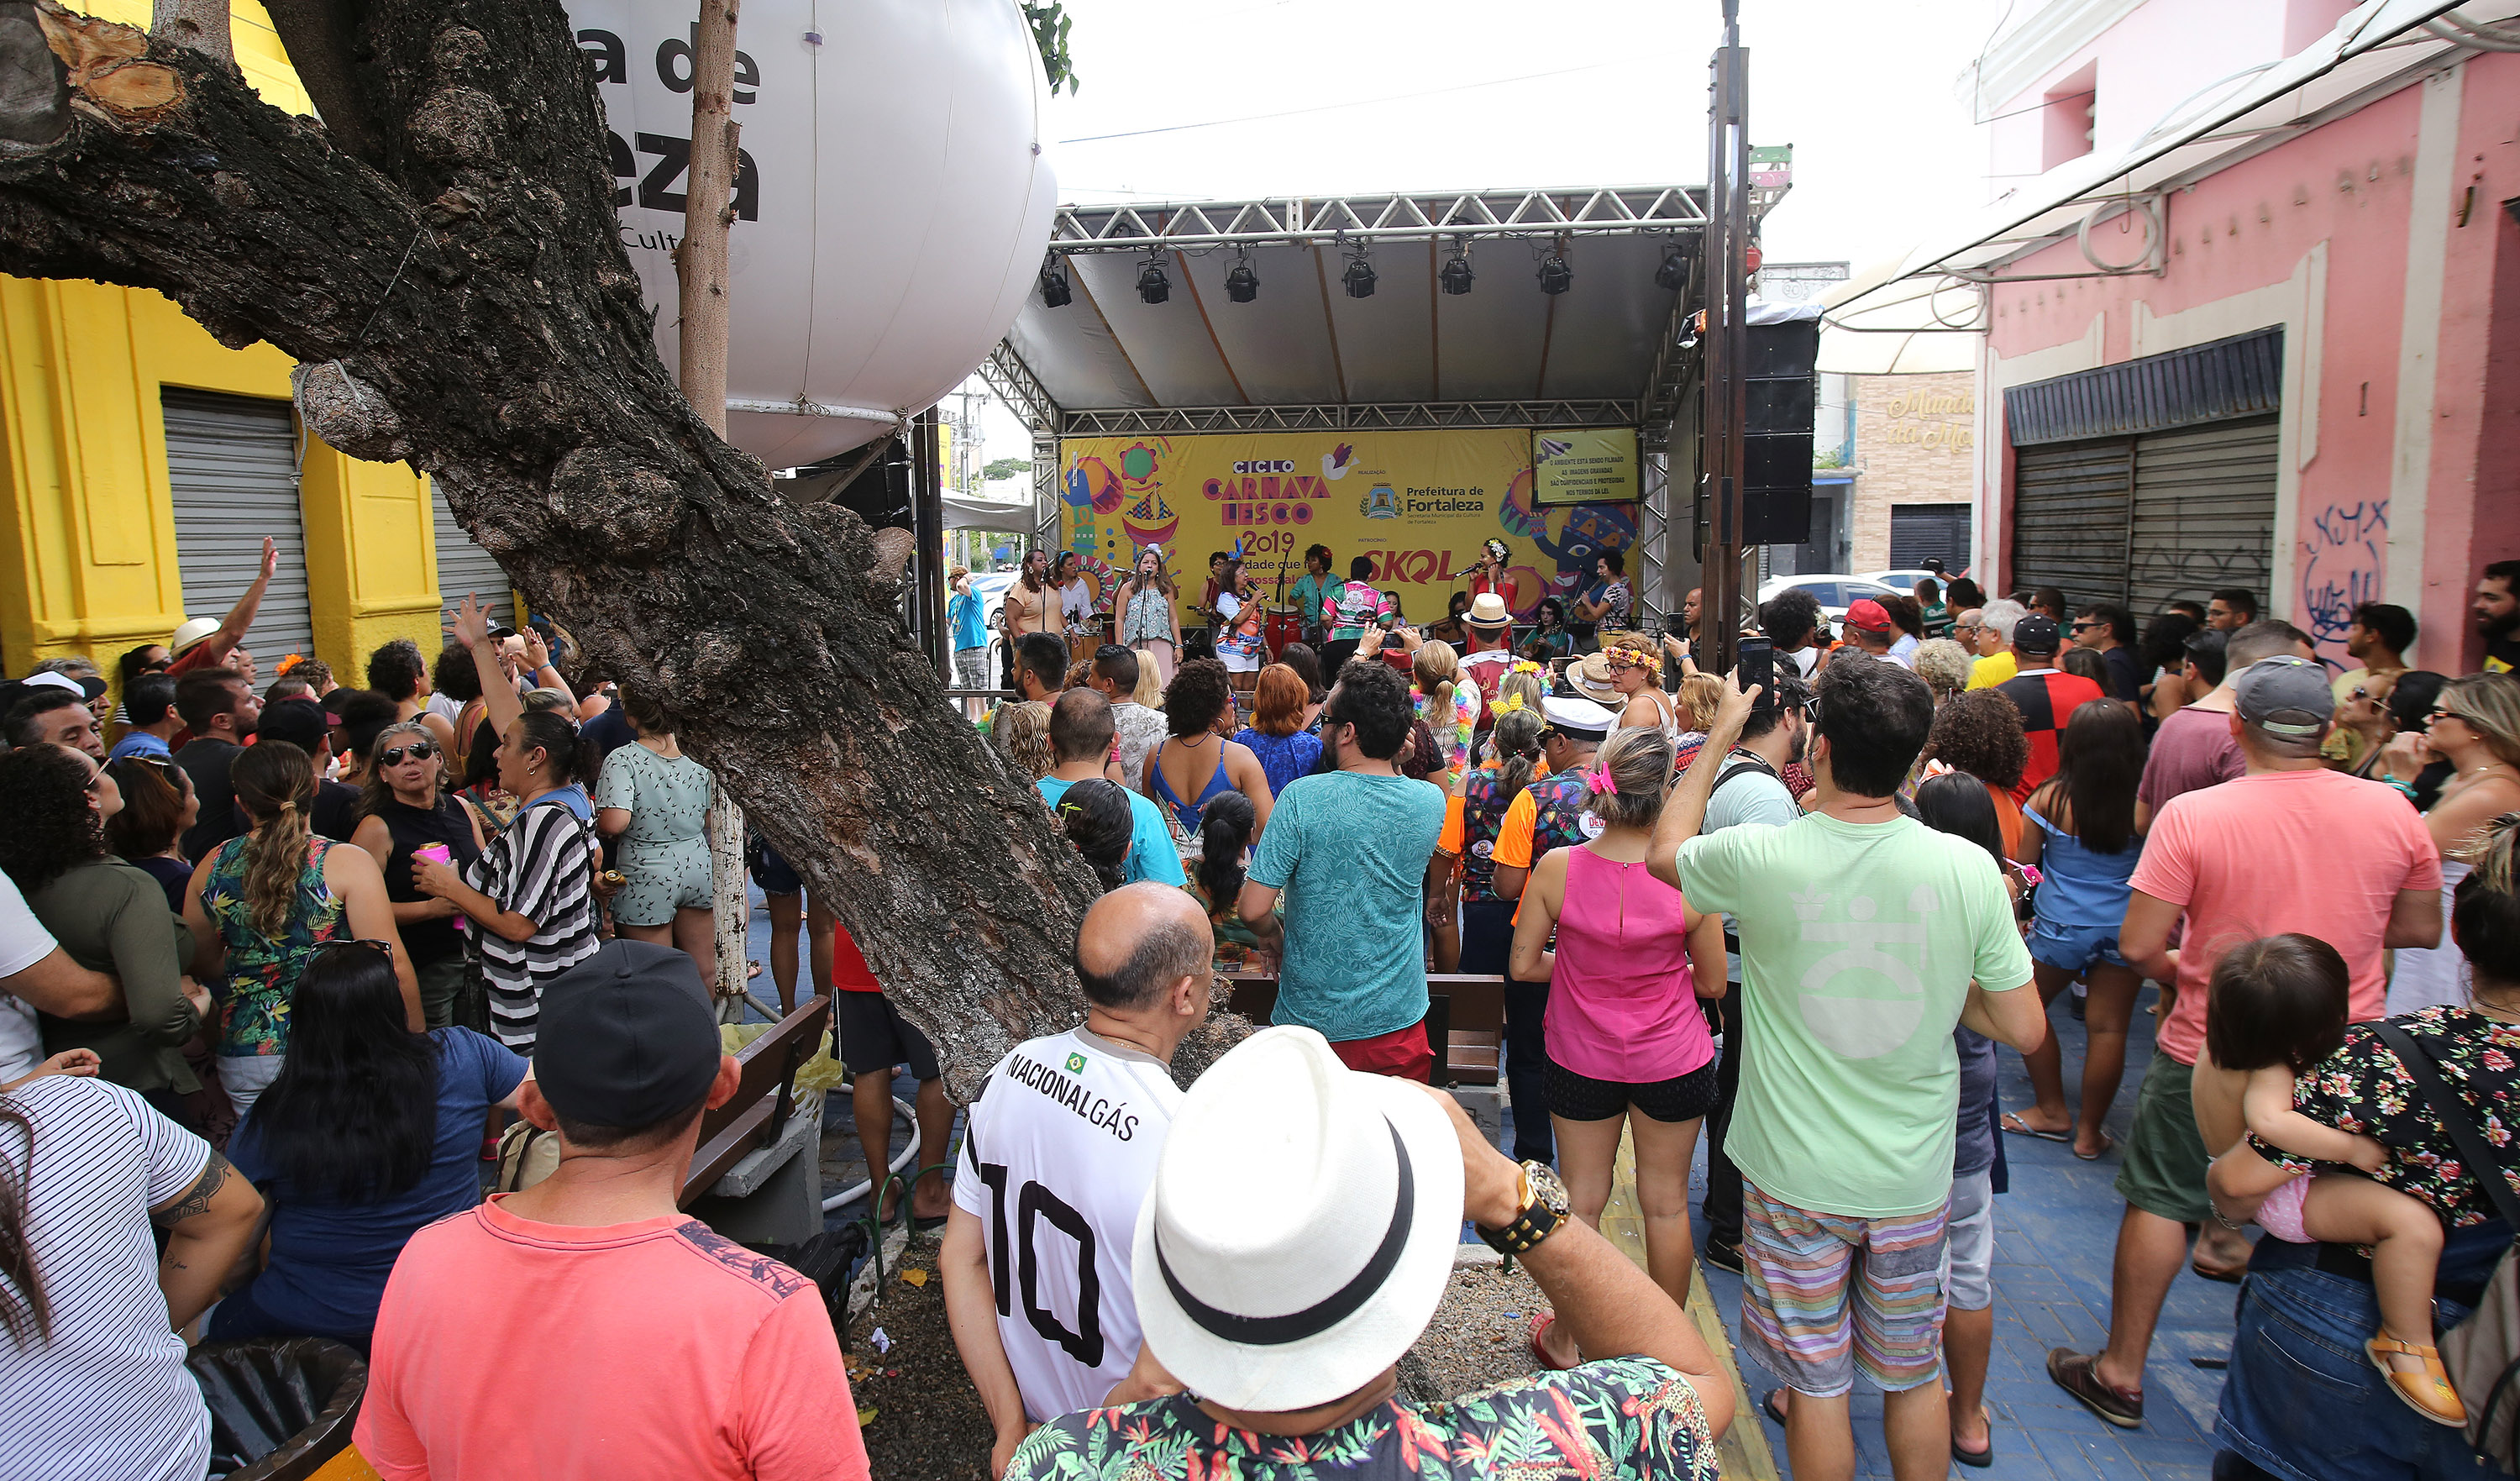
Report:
411,600,601,1051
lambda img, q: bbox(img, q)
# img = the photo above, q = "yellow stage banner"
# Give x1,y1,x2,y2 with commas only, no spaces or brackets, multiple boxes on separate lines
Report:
1057,429,1640,626
1531,427,1639,507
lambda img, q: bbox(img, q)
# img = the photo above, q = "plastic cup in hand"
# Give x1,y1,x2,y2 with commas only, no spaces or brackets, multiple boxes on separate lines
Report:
412,844,465,932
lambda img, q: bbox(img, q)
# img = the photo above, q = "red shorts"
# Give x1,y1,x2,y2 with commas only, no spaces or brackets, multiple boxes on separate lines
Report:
1331,1021,1433,1082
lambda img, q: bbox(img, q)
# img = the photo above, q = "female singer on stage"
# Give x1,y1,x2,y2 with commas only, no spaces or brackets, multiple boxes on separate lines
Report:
1466,538,1514,601
1114,545,1182,687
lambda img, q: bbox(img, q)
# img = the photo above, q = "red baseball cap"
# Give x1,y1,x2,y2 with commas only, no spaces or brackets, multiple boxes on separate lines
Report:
1845,598,1893,633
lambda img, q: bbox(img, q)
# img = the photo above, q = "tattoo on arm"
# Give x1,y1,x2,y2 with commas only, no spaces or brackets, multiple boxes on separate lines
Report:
151,1152,230,1227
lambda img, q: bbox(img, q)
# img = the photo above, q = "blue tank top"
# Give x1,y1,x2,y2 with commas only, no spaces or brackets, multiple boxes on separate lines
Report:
2025,803,2144,928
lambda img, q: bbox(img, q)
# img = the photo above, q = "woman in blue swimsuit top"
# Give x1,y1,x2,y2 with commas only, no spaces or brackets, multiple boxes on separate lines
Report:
1143,659,1277,859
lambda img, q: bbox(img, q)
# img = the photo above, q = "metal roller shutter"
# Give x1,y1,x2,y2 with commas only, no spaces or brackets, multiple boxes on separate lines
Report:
432,487,515,628
2127,418,2277,617
1888,504,1972,571
2008,439,2130,607
164,390,314,662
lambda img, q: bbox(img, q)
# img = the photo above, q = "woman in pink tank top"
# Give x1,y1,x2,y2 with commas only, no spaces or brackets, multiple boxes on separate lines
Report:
1508,728,1727,1370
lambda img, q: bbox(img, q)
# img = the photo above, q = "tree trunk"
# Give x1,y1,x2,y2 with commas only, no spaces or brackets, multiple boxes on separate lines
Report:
670,0,746,1004
149,0,228,66
0,0,1098,1098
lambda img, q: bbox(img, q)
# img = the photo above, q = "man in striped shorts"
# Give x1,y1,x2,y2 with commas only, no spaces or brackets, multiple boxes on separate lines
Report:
1651,658,2045,1481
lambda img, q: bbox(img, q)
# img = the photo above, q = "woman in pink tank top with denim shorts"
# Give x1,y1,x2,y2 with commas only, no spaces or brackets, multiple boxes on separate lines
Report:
1509,727,1729,1370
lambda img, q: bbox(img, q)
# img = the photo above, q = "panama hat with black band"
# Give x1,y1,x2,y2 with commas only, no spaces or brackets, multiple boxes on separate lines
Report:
1131,1027,1470,1412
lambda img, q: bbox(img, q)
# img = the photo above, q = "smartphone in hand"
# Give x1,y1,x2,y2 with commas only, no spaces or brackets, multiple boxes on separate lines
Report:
1739,636,1775,708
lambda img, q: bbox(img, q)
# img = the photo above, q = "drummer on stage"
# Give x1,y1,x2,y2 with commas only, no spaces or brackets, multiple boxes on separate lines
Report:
1113,544,1181,688
1053,553,1104,663
1000,546,1061,688
1289,544,1335,648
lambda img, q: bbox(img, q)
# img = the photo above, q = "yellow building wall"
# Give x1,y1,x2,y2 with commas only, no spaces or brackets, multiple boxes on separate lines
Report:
0,0,486,692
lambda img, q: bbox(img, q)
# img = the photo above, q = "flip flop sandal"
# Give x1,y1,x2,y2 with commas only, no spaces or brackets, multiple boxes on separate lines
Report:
1761,1390,1789,1427
1527,1313,1579,1372
2074,1132,2116,1162
2000,1111,2070,1143
1953,1433,1994,1468
2189,1260,2244,1285
2367,1336,2470,1427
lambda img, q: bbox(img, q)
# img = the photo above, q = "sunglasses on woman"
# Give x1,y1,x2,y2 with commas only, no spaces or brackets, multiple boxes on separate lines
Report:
377,741,438,767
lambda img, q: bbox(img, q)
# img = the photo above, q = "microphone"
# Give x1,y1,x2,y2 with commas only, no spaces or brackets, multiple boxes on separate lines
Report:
1447,565,1484,580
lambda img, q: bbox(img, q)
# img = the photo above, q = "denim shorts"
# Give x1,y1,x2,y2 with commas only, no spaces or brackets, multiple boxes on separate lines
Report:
2029,916,2128,974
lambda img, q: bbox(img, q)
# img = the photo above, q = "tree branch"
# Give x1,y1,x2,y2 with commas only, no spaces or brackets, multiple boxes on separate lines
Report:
0,0,1100,1095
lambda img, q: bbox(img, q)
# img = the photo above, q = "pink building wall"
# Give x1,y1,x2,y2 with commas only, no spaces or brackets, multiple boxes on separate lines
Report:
1981,46,2520,673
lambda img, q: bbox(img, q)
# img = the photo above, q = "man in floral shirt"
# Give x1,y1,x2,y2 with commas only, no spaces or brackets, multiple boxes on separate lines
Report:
1007,1027,1733,1481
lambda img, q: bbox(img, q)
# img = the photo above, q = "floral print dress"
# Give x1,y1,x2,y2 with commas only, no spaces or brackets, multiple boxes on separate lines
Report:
1008,1358,1719,1481
2257,1005,2520,1227
198,835,347,1060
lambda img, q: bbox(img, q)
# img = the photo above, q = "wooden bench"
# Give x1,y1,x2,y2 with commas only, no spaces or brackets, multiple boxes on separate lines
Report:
1220,972,1505,1088
678,994,832,1236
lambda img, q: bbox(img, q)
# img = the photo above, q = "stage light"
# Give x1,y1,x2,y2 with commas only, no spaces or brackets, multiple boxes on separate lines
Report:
1039,255,1072,308
1537,249,1572,296
1656,241,1691,291
1343,246,1376,299
1440,246,1473,296
1137,254,1170,305
1225,249,1258,303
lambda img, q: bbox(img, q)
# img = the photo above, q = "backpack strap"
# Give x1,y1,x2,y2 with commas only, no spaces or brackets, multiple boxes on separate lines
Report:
2370,1021,2520,1233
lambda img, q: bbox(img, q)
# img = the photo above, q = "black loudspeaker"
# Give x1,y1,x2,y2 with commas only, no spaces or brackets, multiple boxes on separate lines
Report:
1742,318,1819,546
815,438,914,531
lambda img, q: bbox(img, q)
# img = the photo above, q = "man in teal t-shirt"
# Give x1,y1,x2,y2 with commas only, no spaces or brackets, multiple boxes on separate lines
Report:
1650,658,2042,1473
1237,663,1443,1079
1037,692,1184,888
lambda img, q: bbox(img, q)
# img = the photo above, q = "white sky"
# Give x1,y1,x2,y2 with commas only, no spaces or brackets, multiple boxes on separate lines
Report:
965,0,2011,476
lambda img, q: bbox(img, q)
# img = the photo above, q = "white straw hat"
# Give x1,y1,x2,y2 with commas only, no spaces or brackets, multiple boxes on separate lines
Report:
1131,1027,1463,1413
1463,592,1514,629
169,616,221,655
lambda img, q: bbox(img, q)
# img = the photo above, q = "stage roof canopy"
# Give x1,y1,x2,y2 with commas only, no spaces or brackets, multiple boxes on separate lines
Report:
997,187,1709,428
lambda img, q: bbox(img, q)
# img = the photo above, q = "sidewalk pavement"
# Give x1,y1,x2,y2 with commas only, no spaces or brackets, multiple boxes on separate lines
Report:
1678,985,2237,1480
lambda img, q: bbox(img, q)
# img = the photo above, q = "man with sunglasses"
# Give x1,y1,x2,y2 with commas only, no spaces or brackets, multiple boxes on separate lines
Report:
942,885,1213,1477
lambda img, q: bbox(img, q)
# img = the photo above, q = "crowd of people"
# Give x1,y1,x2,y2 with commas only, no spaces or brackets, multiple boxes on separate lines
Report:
8,535,2520,1481
942,546,2520,1481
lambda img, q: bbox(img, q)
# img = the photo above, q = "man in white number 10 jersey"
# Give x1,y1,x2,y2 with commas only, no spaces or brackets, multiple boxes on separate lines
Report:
943,885,1216,1473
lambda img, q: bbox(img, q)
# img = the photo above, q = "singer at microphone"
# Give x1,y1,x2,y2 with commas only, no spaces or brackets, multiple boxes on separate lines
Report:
1458,538,1513,601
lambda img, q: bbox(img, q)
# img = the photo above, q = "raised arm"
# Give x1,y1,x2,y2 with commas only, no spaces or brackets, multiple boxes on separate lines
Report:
192,536,277,669
1647,673,1757,893
445,595,522,744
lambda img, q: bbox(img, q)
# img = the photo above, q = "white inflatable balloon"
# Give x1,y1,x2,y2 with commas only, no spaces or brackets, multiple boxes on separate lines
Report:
567,0,1057,468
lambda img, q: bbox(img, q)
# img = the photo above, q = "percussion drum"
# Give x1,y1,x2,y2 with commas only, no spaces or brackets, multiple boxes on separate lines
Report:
1263,604,1304,659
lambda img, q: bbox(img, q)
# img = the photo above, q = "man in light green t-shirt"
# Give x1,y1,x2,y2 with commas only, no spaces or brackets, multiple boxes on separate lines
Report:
1651,657,2042,1480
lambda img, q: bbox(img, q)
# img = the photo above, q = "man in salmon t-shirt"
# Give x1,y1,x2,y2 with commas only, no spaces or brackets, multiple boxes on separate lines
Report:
357,940,870,1481
2045,657,2440,1435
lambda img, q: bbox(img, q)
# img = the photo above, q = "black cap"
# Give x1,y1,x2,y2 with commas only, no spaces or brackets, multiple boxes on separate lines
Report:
532,940,722,1131
2013,613,2061,654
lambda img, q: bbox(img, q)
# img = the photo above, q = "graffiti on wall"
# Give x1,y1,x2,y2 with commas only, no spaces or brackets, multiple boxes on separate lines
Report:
2299,499,2388,660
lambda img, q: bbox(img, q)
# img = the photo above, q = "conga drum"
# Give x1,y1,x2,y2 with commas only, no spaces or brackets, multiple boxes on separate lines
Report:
1066,625,1100,664
1263,604,1303,659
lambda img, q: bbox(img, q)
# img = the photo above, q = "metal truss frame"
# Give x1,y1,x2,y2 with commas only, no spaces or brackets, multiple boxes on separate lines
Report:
1047,188,1709,254
1058,400,1640,438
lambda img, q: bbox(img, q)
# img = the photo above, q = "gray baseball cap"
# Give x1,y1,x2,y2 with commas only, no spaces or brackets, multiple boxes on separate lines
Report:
2232,656,2334,740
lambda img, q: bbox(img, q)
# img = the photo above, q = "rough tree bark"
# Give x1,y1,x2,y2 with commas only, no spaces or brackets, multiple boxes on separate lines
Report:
0,0,1100,1096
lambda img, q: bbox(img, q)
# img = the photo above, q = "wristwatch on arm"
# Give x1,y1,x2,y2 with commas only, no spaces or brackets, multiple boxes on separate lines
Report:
1476,1160,1571,1255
